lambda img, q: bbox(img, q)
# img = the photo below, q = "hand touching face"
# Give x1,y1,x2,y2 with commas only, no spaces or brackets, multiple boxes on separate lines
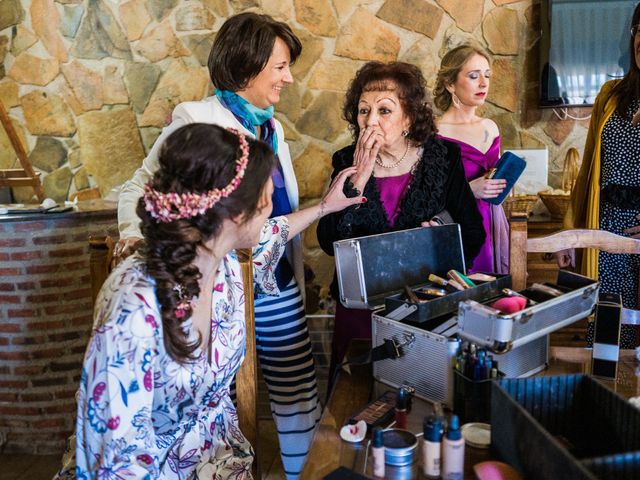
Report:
356,87,411,152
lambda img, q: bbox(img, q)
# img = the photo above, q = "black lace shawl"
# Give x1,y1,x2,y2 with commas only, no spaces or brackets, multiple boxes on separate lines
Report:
316,137,485,296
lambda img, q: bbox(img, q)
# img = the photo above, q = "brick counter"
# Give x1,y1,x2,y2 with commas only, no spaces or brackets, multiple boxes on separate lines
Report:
0,200,118,454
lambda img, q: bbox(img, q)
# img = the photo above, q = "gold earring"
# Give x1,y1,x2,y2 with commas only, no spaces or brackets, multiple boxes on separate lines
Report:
451,92,461,109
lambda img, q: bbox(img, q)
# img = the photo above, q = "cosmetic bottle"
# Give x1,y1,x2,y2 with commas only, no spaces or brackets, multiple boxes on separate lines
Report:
422,415,443,478
442,415,465,480
371,427,385,478
395,387,408,429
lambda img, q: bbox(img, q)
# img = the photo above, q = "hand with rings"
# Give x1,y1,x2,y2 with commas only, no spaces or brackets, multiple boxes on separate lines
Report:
113,237,144,266
351,126,384,193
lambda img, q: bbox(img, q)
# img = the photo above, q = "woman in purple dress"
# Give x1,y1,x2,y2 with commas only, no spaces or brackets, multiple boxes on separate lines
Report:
434,45,509,273
317,61,485,383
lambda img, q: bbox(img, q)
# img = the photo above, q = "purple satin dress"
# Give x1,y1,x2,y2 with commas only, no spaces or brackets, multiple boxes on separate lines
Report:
437,135,507,273
376,172,413,226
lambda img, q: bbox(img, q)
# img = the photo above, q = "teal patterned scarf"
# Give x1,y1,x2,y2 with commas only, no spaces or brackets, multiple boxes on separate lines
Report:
214,89,278,155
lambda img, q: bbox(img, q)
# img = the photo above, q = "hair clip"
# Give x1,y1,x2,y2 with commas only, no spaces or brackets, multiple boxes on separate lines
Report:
173,284,195,319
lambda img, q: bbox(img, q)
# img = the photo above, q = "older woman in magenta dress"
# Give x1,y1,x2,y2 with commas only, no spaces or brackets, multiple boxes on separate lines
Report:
317,61,485,384
434,44,509,273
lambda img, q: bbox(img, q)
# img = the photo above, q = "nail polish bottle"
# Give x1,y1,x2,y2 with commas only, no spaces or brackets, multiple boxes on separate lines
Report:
442,415,465,480
395,387,408,429
422,415,443,478
371,427,385,478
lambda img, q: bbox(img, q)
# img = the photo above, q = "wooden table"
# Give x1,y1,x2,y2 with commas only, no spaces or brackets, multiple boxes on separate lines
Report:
300,345,640,479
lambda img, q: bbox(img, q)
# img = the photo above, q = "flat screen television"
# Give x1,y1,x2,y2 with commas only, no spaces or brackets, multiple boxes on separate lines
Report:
540,0,635,107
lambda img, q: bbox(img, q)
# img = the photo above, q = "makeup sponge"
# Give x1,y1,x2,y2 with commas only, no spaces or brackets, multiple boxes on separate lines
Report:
490,296,527,314
339,420,367,443
473,461,522,480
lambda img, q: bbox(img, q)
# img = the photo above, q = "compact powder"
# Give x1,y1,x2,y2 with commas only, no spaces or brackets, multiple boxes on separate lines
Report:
461,422,491,449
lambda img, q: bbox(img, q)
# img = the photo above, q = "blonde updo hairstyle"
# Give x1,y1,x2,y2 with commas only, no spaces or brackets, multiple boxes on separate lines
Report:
433,44,492,113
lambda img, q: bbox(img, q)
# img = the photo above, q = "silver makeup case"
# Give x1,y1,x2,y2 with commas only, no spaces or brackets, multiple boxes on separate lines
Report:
334,224,510,322
372,317,549,407
333,225,550,407
457,270,599,354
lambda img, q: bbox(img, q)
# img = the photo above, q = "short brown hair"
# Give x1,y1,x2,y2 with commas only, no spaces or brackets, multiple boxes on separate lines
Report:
433,44,491,112
343,61,437,143
208,12,302,91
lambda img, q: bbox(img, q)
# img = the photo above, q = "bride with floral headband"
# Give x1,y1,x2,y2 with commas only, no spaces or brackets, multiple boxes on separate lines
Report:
54,123,361,479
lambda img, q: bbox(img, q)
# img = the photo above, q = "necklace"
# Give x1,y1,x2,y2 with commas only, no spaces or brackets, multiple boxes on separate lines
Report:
375,142,410,169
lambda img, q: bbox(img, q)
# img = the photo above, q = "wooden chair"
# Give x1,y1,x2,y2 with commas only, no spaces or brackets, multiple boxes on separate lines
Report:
509,212,640,291
88,239,260,478
235,248,260,479
509,213,640,345
89,236,115,303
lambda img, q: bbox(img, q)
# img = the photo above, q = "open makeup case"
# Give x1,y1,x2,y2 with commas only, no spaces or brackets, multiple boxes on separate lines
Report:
333,224,599,407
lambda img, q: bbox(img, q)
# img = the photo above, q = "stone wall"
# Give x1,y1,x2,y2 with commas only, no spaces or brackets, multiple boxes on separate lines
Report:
0,0,591,289
1,0,592,408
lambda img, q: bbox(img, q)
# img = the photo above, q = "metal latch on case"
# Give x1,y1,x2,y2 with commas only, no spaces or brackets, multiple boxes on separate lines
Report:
518,312,534,324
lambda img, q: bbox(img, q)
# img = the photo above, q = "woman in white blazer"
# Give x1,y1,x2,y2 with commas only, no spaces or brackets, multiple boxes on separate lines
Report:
118,87,305,289
115,13,359,479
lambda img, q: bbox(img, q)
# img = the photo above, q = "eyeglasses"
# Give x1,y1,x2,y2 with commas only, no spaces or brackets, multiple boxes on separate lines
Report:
631,24,640,36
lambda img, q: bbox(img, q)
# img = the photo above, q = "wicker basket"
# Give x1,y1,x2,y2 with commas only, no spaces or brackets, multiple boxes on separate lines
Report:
539,192,571,219
502,194,539,219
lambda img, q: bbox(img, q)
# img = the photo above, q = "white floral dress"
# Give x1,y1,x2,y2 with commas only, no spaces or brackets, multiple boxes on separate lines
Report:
57,218,289,480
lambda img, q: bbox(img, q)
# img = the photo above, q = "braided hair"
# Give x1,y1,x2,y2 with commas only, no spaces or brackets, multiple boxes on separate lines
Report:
136,123,276,363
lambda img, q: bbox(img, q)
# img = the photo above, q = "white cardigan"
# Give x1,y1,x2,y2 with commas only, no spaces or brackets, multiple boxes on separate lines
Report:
117,96,305,289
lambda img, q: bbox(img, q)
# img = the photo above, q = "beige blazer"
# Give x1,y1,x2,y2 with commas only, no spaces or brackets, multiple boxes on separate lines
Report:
117,96,305,290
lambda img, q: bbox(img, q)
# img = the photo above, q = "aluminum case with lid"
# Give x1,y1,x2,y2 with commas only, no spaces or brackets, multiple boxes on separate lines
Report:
332,225,550,407
334,224,510,321
457,270,598,354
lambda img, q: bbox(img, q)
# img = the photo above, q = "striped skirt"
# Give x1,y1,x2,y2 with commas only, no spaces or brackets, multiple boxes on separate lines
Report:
254,278,322,479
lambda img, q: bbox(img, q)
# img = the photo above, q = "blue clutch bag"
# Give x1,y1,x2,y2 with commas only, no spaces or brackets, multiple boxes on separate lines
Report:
485,151,526,205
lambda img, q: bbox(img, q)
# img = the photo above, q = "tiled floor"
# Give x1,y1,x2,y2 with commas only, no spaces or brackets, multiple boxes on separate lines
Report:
0,418,285,480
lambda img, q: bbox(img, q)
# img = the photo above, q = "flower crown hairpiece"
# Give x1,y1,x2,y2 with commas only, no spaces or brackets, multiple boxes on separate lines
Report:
143,128,250,223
